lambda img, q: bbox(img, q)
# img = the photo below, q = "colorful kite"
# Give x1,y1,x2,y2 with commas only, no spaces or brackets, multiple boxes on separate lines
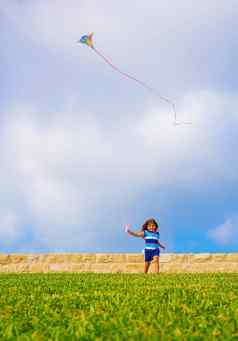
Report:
78,33,191,125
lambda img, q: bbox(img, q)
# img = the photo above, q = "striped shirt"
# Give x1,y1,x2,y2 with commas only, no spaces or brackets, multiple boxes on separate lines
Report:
144,230,160,249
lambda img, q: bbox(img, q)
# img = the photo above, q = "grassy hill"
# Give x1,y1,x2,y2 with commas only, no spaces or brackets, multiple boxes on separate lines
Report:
0,273,237,340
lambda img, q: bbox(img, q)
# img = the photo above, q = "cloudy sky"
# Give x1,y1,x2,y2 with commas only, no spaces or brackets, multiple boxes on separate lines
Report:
1,0,238,254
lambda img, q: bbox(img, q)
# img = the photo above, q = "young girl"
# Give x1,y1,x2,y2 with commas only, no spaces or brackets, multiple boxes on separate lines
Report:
125,218,165,273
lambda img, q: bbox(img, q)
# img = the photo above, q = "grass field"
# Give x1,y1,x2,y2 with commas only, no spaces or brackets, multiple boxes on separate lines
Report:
0,273,238,340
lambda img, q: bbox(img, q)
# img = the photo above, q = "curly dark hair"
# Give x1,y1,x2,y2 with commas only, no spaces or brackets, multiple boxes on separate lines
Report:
141,218,159,231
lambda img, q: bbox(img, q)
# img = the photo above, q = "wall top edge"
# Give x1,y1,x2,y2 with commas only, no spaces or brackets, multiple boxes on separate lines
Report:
0,253,238,256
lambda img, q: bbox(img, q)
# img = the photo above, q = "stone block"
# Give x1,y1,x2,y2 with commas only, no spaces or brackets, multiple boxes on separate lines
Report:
210,262,238,272
48,263,72,272
172,254,191,263
71,263,92,272
0,255,10,265
224,254,238,262
34,254,50,263
0,264,17,272
91,264,112,273
71,254,96,263
191,253,213,262
110,264,125,273
29,263,49,273
163,264,185,273
96,254,113,263
8,255,27,264
125,263,144,273
111,254,127,263
26,254,41,263
209,254,227,262
96,254,127,263
160,254,175,263
46,254,71,264
158,263,167,272
126,254,144,263
15,264,30,272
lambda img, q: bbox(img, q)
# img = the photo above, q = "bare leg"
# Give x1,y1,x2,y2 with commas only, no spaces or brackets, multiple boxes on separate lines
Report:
153,256,160,273
144,261,151,273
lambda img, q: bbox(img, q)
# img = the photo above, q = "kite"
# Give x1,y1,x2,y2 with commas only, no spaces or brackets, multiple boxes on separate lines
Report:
78,33,191,125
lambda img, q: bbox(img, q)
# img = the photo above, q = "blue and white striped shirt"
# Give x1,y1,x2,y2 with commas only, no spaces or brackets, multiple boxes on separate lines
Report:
144,230,160,249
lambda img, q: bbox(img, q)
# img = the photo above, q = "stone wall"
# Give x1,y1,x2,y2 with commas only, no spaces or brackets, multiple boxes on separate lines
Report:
0,253,238,273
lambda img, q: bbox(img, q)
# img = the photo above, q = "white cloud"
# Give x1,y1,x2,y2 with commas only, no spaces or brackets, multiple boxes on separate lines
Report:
137,90,238,186
0,88,237,249
208,217,238,246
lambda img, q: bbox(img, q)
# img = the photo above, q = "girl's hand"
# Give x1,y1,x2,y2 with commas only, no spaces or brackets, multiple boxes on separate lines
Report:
159,243,166,249
124,224,130,233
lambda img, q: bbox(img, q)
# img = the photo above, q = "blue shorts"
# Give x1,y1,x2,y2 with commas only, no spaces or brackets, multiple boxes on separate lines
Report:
144,248,160,262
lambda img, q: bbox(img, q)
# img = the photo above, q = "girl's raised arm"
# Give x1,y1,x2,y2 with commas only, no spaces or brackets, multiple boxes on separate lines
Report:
125,225,144,238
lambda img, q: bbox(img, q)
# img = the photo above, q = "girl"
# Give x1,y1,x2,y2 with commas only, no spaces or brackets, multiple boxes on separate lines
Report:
125,218,165,273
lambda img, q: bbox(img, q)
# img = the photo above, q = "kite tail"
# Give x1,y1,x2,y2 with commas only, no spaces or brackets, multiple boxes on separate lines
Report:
92,46,191,125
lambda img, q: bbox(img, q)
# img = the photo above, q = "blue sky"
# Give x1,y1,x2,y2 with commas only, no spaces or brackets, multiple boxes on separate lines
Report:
0,1,238,253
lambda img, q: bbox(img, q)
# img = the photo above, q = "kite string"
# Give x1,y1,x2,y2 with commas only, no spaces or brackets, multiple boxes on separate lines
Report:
93,47,156,92
93,46,190,125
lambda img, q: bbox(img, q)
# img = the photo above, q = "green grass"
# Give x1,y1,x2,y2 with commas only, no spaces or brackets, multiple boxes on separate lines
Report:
0,273,238,340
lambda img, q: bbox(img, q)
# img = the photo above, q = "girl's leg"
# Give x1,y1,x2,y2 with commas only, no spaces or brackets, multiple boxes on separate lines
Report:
144,261,151,273
153,256,160,273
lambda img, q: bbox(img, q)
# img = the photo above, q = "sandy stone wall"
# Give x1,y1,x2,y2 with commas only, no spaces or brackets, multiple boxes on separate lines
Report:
0,253,238,273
